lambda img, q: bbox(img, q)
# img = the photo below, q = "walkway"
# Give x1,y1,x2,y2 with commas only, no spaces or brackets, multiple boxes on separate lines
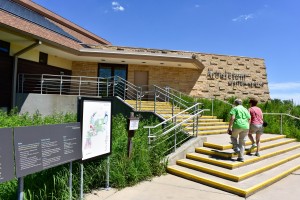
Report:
85,169,300,200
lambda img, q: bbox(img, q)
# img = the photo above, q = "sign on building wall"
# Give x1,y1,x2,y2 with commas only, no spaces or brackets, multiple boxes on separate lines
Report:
14,123,82,178
0,128,15,183
79,98,112,161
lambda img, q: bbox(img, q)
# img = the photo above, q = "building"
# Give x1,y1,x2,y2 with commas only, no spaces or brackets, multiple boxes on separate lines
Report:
0,0,270,112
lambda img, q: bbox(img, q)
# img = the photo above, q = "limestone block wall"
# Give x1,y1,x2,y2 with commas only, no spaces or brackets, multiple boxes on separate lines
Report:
71,61,98,95
71,53,270,102
192,53,269,102
127,64,201,93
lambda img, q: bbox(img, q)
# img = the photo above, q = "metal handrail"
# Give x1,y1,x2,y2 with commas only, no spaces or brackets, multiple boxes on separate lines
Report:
263,113,300,134
144,103,208,153
153,85,196,113
144,103,202,129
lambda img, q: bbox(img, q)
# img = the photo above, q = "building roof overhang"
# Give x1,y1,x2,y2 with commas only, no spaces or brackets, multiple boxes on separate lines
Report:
1,25,204,71
79,48,205,70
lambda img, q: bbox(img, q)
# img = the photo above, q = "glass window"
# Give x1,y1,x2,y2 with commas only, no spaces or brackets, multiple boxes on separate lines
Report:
98,64,127,79
99,67,112,78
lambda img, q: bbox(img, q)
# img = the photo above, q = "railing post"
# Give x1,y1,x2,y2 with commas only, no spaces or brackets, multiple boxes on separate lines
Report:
280,114,283,134
196,104,199,137
136,90,138,110
148,128,151,145
174,117,177,152
139,87,142,111
172,96,174,118
113,78,115,96
106,78,109,97
123,82,126,100
79,77,81,96
60,75,63,95
211,97,214,116
154,87,156,113
97,77,100,97
41,74,44,94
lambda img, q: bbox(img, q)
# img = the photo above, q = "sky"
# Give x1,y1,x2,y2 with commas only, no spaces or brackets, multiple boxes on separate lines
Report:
32,0,300,104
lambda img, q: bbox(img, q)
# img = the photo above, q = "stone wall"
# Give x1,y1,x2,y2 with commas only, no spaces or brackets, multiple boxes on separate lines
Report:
71,53,270,102
193,53,269,102
128,65,200,92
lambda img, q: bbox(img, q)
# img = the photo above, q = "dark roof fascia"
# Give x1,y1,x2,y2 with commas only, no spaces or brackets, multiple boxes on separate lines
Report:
0,23,80,54
12,0,111,45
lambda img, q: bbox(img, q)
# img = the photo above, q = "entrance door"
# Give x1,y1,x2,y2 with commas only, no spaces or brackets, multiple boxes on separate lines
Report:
98,64,127,97
134,71,149,100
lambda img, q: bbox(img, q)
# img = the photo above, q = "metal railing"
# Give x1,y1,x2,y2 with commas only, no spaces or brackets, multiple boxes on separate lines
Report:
144,103,207,153
18,74,143,110
263,113,300,135
166,86,233,116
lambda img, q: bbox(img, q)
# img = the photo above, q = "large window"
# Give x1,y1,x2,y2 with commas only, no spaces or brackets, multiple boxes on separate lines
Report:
98,63,127,79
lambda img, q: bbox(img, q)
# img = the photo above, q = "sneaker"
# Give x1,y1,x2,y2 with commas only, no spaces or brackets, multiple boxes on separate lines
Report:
233,148,240,154
255,152,260,157
249,144,257,150
237,157,244,162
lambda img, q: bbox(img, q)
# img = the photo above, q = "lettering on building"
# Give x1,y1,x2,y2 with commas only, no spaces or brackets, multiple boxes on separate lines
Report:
207,70,264,88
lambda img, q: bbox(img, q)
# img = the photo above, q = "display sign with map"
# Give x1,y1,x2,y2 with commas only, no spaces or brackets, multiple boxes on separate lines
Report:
14,123,82,178
79,98,112,161
0,128,15,183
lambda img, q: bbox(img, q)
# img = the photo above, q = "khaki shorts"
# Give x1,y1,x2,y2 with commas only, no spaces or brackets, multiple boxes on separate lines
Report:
249,124,263,134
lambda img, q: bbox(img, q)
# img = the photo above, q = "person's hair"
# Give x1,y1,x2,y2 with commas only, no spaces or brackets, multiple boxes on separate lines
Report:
249,98,258,106
234,99,242,105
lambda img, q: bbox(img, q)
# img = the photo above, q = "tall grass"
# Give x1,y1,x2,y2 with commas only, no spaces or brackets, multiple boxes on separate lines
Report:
0,112,167,200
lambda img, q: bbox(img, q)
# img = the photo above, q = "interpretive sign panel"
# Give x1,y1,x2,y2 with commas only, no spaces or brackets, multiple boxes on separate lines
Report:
0,128,15,183
14,123,81,178
80,98,112,161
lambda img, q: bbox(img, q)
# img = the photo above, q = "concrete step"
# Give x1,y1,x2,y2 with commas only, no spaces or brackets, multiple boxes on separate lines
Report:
126,100,171,106
196,138,297,159
203,134,286,150
195,129,228,135
185,125,228,131
176,147,300,182
198,122,229,126
161,114,218,119
168,156,300,197
186,142,300,169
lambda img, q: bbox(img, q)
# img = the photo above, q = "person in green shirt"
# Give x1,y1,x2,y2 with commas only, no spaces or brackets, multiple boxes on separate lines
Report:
228,99,251,162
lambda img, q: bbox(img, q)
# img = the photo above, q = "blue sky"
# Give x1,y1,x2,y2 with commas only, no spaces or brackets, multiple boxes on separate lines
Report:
33,0,300,104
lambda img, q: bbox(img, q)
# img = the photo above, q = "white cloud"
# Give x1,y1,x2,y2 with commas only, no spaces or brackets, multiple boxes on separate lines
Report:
269,82,300,105
112,2,125,11
270,92,300,105
269,82,300,90
195,4,200,8
232,14,254,22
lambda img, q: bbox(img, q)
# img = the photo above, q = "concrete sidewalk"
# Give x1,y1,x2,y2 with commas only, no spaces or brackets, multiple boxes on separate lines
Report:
85,169,300,200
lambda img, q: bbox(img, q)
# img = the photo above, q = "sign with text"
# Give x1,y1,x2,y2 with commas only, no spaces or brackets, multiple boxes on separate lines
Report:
14,123,82,178
129,119,139,131
0,128,15,183
80,98,112,161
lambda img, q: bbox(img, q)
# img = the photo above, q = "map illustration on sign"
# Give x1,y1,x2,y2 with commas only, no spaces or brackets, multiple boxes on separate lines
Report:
81,99,111,160
84,111,108,150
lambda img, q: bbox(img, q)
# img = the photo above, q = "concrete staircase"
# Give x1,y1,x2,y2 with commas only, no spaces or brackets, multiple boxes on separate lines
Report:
126,100,300,197
167,133,300,197
125,100,228,135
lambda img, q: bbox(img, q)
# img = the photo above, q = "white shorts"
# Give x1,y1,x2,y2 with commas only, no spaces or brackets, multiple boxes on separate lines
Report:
249,124,263,134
